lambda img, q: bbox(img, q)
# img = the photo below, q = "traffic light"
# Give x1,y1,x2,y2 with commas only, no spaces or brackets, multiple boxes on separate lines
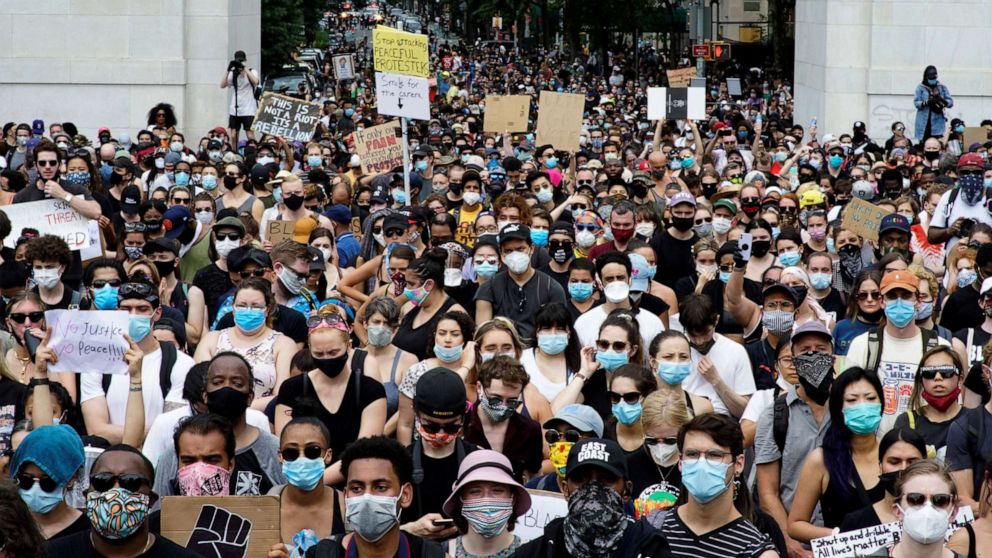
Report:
712,42,731,61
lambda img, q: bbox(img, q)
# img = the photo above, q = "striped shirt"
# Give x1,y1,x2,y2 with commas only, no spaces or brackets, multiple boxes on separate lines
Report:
662,507,775,558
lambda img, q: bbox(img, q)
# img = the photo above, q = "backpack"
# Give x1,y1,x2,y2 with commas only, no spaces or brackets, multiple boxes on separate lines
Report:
773,392,790,454
102,341,177,399
864,326,940,373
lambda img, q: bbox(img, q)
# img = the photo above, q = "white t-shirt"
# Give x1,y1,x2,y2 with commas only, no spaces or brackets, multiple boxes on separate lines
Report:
143,405,272,469
682,333,756,417
740,377,794,425
575,305,665,363
227,69,260,117
930,188,992,252
520,348,566,403
845,328,950,434
80,345,195,428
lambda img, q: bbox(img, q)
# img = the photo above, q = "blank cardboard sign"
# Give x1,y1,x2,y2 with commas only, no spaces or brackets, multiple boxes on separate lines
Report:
162,496,280,558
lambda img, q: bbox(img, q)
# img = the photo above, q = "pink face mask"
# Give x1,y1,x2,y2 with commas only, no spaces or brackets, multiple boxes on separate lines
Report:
177,462,231,496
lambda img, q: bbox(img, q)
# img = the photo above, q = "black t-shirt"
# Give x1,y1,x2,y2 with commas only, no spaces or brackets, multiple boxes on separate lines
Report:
634,292,669,319
893,408,962,455
401,440,478,523
814,288,847,322
444,281,478,319
217,304,308,344
939,286,983,334
537,261,570,291
838,504,882,533
624,444,682,499
474,270,566,341
276,371,386,461
305,533,443,558
33,286,81,310
192,263,234,324
649,230,698,290
566,298,603,322
965,361,991,404
0,377,26,452
50,512,91,540
47,530,198,557
744,338,783,391
954,327,991,370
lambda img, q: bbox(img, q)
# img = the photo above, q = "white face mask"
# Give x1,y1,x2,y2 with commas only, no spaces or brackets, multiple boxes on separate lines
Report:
576,230,596,248
635,223,656,237
32,267,61,290
257,156,275,166
318,247,333,264
195,211,213,225
463,191,481,206
503,251,530,275
898,502,950,544
373,232,386,247
712,217,733,234
215,239,239,260
443,267,462,287
648,442,679,466
603,281,630,303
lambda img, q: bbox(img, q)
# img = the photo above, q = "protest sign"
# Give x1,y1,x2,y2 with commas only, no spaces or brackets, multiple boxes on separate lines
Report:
353,122,403,174
841,197,888,242
252,93,321,143
333,54,355,80
80,220,105,261
667,67,697,87
45,310,129,375
810,506,973,558
373,25,429,78
963,126,989,150
515,489,568,542
647,88,706,121
0,198,91,250
375,72,431,121
162,496,280,558
535,91,584,151
483,95,531,133
266,220,295,244
727,77,743,96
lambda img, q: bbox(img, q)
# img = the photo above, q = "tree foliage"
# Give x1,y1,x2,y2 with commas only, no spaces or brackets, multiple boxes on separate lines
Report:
261,0,306,75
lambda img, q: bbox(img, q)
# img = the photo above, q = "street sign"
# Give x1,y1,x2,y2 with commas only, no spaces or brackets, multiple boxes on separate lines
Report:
692,44,710,58
712,42,731,61
375,71,431,121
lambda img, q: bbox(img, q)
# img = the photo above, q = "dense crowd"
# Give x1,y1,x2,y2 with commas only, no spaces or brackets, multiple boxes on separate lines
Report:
0,9,990,558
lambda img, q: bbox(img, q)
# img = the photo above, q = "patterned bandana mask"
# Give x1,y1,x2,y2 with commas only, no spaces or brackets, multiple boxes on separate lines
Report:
86,488,150,540
563,481,628,557
794,351,834,406
177,462,231,496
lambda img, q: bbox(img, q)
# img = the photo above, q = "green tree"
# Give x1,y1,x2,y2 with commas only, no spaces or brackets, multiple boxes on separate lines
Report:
261,0,305,75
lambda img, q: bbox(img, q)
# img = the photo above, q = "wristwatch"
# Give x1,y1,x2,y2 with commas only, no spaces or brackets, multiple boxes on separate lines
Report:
63,193,73,203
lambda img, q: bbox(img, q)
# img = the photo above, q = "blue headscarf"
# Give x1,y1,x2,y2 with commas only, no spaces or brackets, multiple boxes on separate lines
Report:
11,425,84,486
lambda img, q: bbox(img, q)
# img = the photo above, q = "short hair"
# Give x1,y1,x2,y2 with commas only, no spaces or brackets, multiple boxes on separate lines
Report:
430,310,476,359
568,257,597,276
595,250,631,279
340,435,412,485
270,240,310,267
893,459,956,502
611,200,637,219
679,294,717,333
280,415,331,448
182,362,210,405
83,258,126,287
25,235,71,267
492,192,531,222
362,296,401,327
677,412,744,457
32,140,60,163
173,413,236,463
93,444,155,481
208,351,255,389
477,355,530,389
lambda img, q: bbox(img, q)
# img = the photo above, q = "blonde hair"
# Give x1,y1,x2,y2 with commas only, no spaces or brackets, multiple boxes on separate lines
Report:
641,390,693,431
908,264,938,299
468,318,525,385
893,459,957,506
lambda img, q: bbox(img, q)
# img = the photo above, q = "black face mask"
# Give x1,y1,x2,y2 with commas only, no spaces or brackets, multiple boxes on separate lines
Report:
206,386,250,421
702,182,718,198
878,471,899,495
924,151,940,161
448,182,463,195
671,215,694,232
751,240,771,258
283,194,305,210
110,172,123,185
143,219,163,233
153,259,176,278
630,182,647,199
650,170,666,180
314,354,348,378
792,285,808,306
690,338,716,355
550,240,573,264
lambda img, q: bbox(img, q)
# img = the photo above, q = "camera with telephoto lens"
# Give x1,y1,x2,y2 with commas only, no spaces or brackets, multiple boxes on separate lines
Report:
228,59,244,73
929,94,947,111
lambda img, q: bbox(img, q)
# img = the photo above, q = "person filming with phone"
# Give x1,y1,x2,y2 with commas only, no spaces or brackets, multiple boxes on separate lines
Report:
219,50,259,146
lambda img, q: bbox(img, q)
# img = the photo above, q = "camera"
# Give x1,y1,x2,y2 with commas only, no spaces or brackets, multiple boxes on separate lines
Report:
228,59,244,73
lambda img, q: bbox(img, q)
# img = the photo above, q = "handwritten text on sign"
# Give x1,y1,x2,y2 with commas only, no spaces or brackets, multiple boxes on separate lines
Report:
252,93,321,143
375,72,430,121
514,489,568,542
353,122,403,175
841,197,890,242
1,198,91,250
45,310,130,375
810,506,974,558
373,25,429,78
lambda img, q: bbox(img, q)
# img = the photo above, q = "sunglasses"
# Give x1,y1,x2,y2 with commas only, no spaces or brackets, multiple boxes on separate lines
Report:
215,232,242,242
124,223,147,233
575,224,598,232
384,228,405,238
371,227,383,235
8,312,44,324
596,339,628,352
545,429,581,444
856,291,881,301
280,445,324,462
306,313,348,330
695,217,713,225
89,472,150,493
903,492,954,509
608,391,642,405
919,365,960,381
37,159,59,167
238,268,268,279
194,207,213,214
172,198,190,205
419,420,463,435
15,473,58,492
226,173,243,178
644,436,678,447
119,282,155,298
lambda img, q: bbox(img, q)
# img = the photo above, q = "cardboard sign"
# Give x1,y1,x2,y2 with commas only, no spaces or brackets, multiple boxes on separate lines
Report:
1,198,91,250
535,91,585,151
45,310,130,375
375,71,431,121
667,66,697,88
266,220,295,244
483,95,531,133
373,25,429,78
252,93,322,142
811,506,974,558
647,87,706,121
353,122,403,175
162,496,280,558
963,126,989,150
514,489,568,542
333,54,355,80
841,197,890,242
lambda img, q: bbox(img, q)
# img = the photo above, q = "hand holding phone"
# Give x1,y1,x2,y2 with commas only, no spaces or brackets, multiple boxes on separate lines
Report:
738,233,753,263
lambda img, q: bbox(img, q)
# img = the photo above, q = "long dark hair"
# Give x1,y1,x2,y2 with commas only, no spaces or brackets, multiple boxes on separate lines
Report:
0,485,47,556
822,367,884,500
533,303,581,372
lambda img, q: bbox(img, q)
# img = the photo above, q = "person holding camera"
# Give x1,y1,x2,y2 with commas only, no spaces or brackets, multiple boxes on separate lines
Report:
219,50,259,146
914,65,953,140
927,153,990,252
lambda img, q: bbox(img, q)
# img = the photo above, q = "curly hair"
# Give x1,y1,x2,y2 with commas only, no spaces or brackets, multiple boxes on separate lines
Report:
24,234,71,267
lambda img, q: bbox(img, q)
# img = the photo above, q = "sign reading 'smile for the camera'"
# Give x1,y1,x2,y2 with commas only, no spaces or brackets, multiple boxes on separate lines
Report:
252,93,321,142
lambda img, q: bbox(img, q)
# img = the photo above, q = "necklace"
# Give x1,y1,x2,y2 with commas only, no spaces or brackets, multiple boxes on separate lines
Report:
15,348,30,384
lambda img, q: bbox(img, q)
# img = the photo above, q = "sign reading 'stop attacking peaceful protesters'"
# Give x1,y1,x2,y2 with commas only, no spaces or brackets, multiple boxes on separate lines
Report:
353,122,403,174
373,25,429,78
0,198,91,250
251,93,321,142
45,310,130,375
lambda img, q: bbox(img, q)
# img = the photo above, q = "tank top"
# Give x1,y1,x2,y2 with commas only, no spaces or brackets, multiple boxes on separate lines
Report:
521,348,567,403
392,296,458,361
216,193,258,215
820,461,886,529
384,349,402,417
218,328,280,399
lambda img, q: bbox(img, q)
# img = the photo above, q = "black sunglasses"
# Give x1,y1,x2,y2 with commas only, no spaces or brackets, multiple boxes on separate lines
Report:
8,312,44,324
215,232,242,242
124,223,147,233
119,282,155,298
545,429,581,444
419,420,463,435
644,436,679,447
903,492,953,509
89,472,150,493
596,339,628,352
92,279,122,289
15,473,58,492
919,365,960,381
36,159,59,167
608,391,641,405
238,268,268,279
280,445,324,462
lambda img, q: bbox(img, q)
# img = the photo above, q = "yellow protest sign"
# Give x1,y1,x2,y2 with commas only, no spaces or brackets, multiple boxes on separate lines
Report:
373,25,429,78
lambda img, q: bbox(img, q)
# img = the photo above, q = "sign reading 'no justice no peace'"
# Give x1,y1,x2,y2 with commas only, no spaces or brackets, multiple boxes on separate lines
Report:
373,25,430,121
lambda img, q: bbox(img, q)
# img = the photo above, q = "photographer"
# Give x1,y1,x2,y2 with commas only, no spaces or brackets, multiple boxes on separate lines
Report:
219,50,259,146
914,65,953,140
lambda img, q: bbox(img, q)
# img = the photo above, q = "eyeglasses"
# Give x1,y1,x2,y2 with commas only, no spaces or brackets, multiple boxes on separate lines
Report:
15,473,58,492
215,232,242,242
778,356,795,367
763,301,795,311
695,217,713,225
596,339,628,352
420,420,463,435
124,223,147,233
89,472,151,493
608,391,641,405
194,207,213,214
36,159,59,167
371,227,383,236
718,264,734,273
545,429,581,444
884,291,916,301
919,365,960,381
644,436,678,447
8,312,44,324
280,445,325,461
682,448,734,465
238,269,268,279
762,278,778,287
903,492,954,509
856,291,881,301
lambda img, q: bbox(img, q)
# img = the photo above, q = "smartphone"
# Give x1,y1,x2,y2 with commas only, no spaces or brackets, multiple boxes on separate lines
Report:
432,518,455,527
25,332,42,361
739,233,753,262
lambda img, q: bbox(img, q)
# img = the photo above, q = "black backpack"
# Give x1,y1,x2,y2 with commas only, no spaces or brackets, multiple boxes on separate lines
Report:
773,391,790,454
102,342,177,399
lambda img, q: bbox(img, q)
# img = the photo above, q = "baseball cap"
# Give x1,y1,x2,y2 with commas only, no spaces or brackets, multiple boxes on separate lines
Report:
383,213,410,235
958,152,984,170
414,368,467,419
799,190,826,209
880,270,919,294
143,237,180,257
292,216,319,244
791,320,833,344
629,253,652,293
306,246,325,271
250,164,272,188
323,204,352,224
762,283,798,306
713,198,738,215
227,246,271,271
879,214,910,235
31,119,44,136
549,221,575,239
161,206,192,240
213,215,245,234
542,404,604,437
669,191,696,208
499,223,531,245
120,185,141,215
565,438,627,479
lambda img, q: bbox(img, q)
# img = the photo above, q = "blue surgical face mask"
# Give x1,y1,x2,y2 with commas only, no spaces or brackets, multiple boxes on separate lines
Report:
681,156,695,169
884,298,917,328
778,251,801,267
307,155,322,168
233,307,266,333
611,400,642,425
475,262,498,278
810,272,832,290
20,483,64,514
829,154,843,168
282,457,326,491
772,226,781,240
568,282,593,302
93,285,119,310
175,171,190,187
595,350,629,371
718,271,731,283
545,157,558,169
415,160,429,172
202,175,218,190
128,315,152,342
530,229,549,247
681,459,731,504
392,188,407,204
537,333,569,355
344,108,354,117
842,402,882,435
657,361,692,385
434,343,464,363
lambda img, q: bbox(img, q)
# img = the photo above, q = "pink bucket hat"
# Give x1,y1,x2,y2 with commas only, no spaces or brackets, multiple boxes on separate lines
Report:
442,450,532,517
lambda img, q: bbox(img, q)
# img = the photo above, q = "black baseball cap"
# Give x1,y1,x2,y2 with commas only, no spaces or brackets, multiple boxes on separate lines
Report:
499,223,531,246
306,246,325,272
120,185,141,215
227,246,271,271
762,283,798,306
383,213,410,235
565,438,628,479
143,237,179,257
414,368,467,419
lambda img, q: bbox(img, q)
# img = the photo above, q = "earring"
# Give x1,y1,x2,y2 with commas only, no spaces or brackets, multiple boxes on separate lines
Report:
733,477,741,501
